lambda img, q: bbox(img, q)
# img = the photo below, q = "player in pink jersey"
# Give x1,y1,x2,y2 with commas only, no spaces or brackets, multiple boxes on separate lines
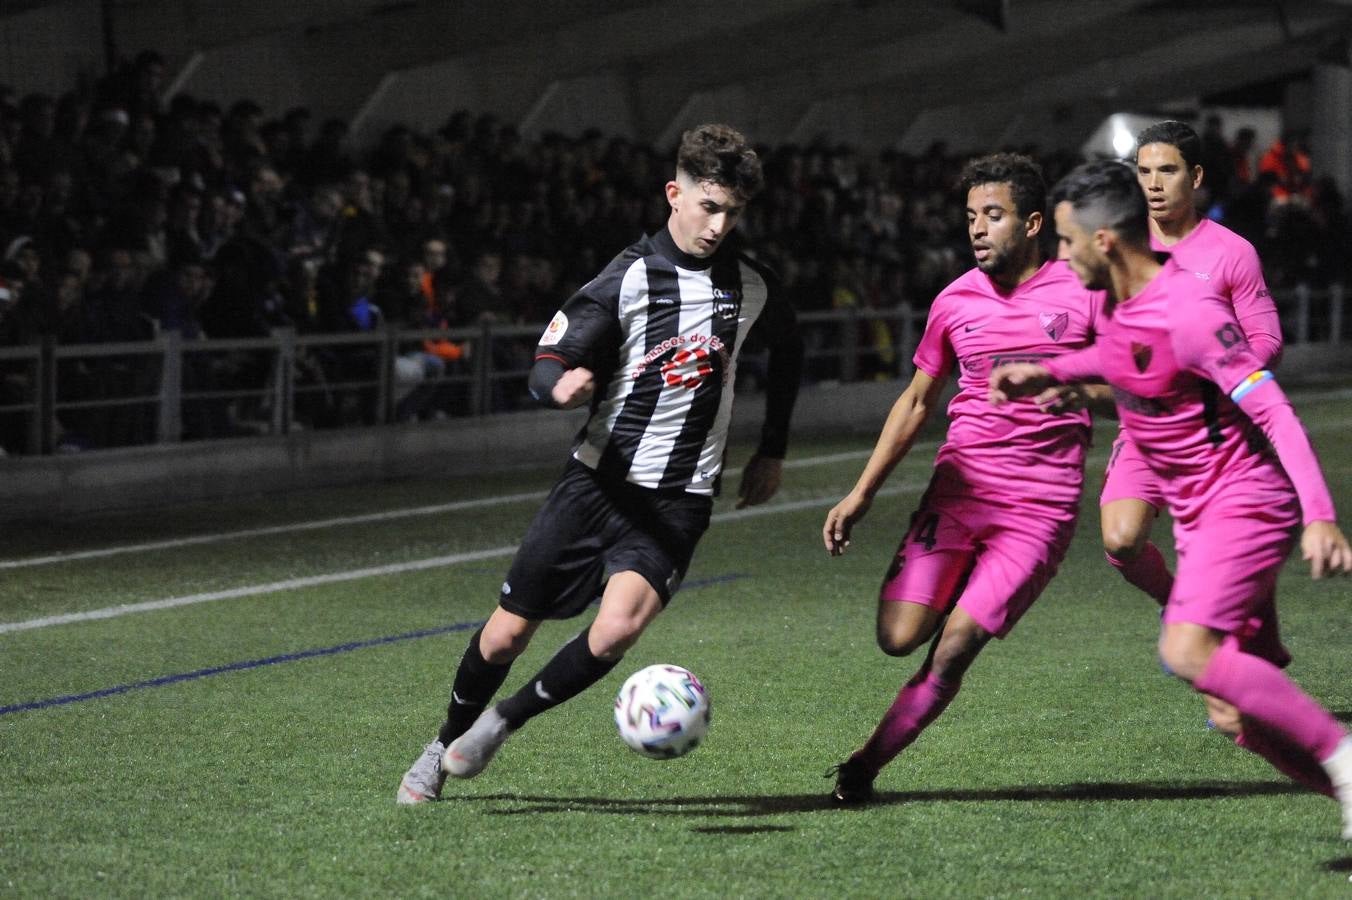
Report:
1096,121,1282,620
821,153,1109,804
991,159,1352,840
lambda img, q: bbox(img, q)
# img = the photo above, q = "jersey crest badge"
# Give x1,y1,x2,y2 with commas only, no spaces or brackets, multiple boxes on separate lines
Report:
539,311,568,346
661,346,714,389
1039,311,1069,341
713,288,740,320
1131,342,1152,373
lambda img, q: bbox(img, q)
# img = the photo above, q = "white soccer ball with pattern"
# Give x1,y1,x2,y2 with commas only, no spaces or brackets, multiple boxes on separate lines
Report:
614,664,711,759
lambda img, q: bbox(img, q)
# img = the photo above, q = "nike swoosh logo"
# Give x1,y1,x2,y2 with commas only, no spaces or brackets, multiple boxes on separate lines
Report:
451,691,469,706
964,324,983,332
534,681,554,702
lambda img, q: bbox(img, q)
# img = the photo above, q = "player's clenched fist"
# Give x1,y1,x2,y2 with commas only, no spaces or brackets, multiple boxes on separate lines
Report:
551,366,595,409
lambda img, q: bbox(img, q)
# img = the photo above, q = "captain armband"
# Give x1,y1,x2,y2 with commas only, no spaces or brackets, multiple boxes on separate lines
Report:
1229,370,1274,403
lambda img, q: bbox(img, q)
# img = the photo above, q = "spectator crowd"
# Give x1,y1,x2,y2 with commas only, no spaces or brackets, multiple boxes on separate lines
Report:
0,50,1348,453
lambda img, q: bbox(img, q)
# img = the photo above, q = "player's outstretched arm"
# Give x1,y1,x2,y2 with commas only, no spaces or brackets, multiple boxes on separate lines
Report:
1228,374,1344,578
1301,521,1352,579
823,368,944,556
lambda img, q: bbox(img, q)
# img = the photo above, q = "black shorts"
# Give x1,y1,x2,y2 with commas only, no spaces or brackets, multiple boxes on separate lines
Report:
499,459,713,621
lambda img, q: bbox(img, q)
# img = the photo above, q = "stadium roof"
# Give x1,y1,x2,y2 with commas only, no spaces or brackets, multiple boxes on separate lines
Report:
5,0,1351,149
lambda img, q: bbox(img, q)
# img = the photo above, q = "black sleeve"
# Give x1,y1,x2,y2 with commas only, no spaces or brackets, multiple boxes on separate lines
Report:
527,356,567,408
745,261,803,458
534,270,623,368
528,274,622,409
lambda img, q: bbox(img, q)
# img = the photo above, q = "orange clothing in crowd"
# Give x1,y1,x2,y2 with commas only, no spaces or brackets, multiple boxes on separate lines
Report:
420,270,466,363
1259,139,1312,203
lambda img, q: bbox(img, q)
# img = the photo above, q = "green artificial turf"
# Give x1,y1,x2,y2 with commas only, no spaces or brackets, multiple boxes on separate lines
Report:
2,386,1351,897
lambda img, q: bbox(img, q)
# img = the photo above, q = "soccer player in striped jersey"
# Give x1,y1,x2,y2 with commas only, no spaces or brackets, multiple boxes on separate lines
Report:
991,159,1352,839
397,124,803,803
822,153,1109,803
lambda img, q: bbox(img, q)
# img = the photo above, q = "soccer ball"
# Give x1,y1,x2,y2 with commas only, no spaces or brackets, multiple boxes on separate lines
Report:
614,664,711,759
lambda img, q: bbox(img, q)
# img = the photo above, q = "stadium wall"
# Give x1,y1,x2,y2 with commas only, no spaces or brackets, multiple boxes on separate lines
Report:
2,343,1348,523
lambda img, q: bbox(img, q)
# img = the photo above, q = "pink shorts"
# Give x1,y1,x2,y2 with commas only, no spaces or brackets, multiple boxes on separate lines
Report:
1162,496,1300,643
1099,432,1166,509
879,490,1077,639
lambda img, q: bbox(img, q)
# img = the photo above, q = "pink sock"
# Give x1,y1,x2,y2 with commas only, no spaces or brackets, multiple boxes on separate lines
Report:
1195,638,1346,766
852,669,961,776
1105,543,1174,606
1235,725,1335,797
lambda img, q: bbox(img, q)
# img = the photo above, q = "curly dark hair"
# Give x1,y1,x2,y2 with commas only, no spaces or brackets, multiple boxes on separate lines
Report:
1050,159,1149,244
676,123,764,200
957,152,1046,219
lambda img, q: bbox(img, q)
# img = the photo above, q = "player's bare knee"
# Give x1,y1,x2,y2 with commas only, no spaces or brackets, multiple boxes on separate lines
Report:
875,601,937,657
1158,633,1209,683
588,613,648,659
480,613,536,664
875,624,926,657
1101,504,1152,561
1102,524,1146,561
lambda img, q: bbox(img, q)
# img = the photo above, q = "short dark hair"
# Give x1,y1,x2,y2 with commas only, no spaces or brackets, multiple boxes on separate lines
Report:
676,123,764,201
957,152,1046,219
1050,159,1149,245
1134,120,1202,169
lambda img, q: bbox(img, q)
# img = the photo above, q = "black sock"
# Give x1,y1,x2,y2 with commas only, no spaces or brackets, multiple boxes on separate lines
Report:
495,627,620,730
437,627,513,746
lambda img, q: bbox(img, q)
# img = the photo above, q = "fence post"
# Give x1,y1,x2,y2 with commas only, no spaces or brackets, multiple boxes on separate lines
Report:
271,327,295,435
1293,283,1311,344
840,307,858,383
376,324,396,424
898,303,916,375
158,330,182,444
35,336,55,454
1329,283,1344,346
475,322,493,416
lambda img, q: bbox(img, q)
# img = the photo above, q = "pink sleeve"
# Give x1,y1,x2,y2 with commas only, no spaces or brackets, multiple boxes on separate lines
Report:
1175,297,1336,525
1044,345,1103,383
1171,294,1266,395
1224,245,1283,367
912,300,955,379
1235,380,1337,524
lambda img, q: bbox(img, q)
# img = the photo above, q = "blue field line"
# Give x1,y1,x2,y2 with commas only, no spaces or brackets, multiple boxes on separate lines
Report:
0,572,750,718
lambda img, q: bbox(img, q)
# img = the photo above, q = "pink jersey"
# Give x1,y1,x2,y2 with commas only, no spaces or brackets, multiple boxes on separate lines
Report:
1047,259,1335,530
915,260,1106,511
1151,218,1281,365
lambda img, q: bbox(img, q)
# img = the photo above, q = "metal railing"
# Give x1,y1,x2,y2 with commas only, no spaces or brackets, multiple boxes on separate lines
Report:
0,286,1344,457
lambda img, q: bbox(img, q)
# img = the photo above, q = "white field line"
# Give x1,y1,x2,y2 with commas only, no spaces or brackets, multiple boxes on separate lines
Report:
0,482,924,635
6,386,1349,572
0,490,550,570
0,447,896,571
3,384,1349,632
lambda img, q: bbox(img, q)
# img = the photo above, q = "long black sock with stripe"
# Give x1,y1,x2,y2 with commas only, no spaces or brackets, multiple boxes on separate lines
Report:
495,627,620,729
438,627,513,746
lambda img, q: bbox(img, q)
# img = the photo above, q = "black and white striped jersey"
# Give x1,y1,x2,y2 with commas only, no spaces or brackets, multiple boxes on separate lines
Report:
534,226,801,496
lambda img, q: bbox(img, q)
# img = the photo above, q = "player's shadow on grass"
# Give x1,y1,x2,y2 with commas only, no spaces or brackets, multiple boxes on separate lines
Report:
469,779,1301,820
